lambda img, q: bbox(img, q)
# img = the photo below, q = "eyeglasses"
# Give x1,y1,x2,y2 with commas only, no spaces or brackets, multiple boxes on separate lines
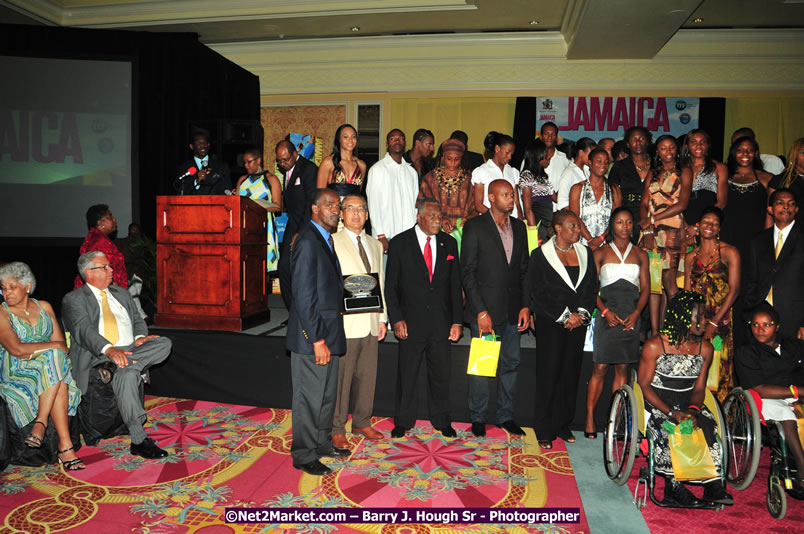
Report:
343,206,367,213
88,264,114,271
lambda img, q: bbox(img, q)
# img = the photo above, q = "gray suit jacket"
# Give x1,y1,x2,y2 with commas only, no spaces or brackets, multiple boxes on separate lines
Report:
62,284,148,393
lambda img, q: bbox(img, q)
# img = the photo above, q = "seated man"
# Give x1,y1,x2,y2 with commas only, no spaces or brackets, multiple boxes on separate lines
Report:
735,303,804,487
62,251,173,459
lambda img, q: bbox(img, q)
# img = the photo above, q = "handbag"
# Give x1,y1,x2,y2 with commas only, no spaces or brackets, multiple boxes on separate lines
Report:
467,330,501,377
668,420,718,481
706,335,723,391
526,222,541,254
648,249,663,294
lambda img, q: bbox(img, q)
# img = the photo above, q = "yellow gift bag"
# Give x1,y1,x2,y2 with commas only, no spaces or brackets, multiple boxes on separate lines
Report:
648,249,663,294
668,421,718,481
467,331,501,377
526,222,541,254
706,335,723,392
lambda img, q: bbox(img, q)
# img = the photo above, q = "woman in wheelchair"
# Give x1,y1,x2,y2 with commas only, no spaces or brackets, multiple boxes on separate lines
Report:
735,303,804,489
638,291,733,506
0,262,84,470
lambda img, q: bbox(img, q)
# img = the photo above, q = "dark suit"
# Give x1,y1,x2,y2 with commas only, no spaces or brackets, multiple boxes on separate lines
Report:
462,150,485,172
286,222,346,466
62,284,172,439
385,226,463,429
461,212,529,424
745,223,804,339
528,241,599,441
177,156,231,195
279,155,319,310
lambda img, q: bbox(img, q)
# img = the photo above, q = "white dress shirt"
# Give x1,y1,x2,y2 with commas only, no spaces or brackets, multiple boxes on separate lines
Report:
414,224,437,276
344,228,372,271
545,149,570,210
471,159,521,218
556,162,590,210
366,153,419,240
86,284,142,354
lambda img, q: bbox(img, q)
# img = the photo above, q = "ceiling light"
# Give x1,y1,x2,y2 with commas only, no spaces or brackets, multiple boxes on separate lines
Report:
693,17,703,23
529,20,539,25
351,26,360,32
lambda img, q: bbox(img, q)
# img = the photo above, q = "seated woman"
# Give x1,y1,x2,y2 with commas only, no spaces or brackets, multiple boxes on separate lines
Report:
735,303,804,488
0,262,84,470
638,290,731,506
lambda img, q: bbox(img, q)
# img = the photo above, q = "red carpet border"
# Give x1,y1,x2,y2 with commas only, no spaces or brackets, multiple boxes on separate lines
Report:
0,396,589,533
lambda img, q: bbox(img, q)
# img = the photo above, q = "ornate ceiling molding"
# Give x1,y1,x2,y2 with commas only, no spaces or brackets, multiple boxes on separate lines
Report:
210,29,804,95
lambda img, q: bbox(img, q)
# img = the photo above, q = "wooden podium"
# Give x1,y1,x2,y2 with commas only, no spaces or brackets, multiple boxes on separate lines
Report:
154,195,269,330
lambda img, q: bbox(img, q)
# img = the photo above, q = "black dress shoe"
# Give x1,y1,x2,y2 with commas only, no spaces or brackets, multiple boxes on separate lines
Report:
702,480,734,505
294,459,332,476
319,446,350,458
497,420,526,436
130,437,168,459
471,423,486,437
438,426,457,438
391,425,407,438
663,478,704,507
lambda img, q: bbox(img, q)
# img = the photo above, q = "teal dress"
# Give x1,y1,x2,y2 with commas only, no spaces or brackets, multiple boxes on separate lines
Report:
238,173,280,272
0,301,81,427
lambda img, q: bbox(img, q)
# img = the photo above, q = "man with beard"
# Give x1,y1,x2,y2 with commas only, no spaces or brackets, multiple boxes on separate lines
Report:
366,129,419,253
404,128,435,185
286,188,348,476
276,139,319,310
461,179,530,437
176,130,231,195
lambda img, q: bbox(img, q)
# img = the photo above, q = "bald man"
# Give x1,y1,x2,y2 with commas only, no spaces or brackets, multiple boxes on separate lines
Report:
461,179,530,437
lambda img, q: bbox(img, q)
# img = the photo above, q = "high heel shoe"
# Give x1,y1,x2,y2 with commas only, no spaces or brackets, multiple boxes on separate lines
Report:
584,431,597,439
57,447,86,471
25,421,46,448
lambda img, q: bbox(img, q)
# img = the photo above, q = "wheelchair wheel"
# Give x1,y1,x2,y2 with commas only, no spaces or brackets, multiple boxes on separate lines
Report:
604,385,639,486
722,387,761,490
767,480,787,520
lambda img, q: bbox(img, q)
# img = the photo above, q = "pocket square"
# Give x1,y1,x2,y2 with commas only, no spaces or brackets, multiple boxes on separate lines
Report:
446,254,455,261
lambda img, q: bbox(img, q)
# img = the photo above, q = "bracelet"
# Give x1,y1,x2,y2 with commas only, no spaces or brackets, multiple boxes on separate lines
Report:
601,308,609,318
478,312,488,320
377,234,386,239
688,405,700,412
708,320,718,328
791,385,799,398
642,230,654,235
667,409,675,418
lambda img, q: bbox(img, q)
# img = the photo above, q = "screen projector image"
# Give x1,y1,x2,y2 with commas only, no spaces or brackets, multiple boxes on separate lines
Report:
0,56,132,238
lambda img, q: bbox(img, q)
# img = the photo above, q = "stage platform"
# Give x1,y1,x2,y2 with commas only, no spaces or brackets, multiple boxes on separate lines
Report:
147,295,618,430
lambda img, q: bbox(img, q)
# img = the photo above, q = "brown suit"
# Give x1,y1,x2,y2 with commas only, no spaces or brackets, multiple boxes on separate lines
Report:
331,229,387,435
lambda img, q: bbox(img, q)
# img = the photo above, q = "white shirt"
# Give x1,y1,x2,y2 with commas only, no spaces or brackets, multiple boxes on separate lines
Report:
366,153,419,240
344,228,372,271
545,149,570,210
556,162,590,210
414,224,437,276
471,159,521,218
761,154,785,175
86,283,141,353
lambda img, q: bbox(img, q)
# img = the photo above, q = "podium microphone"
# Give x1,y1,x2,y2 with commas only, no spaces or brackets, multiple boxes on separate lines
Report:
174,166,198,194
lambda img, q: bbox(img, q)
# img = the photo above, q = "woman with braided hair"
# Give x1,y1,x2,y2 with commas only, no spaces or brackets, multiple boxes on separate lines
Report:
637,290,732,507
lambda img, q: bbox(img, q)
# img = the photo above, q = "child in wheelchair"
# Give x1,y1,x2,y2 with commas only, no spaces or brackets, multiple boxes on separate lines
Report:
638,291,733,506
735,303,804,490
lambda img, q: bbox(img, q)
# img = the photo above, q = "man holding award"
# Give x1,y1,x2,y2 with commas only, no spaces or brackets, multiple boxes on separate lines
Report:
331,195,387,449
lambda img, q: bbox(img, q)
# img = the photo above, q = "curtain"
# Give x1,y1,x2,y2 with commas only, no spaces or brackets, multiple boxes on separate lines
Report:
724,98,804,160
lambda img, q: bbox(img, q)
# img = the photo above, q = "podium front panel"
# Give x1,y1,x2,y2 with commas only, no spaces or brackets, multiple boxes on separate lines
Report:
156,195,267,245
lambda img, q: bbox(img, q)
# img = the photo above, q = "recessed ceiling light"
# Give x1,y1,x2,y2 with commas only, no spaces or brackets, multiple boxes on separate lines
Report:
351,26,360,32
529,20,539,25
693,17,703,23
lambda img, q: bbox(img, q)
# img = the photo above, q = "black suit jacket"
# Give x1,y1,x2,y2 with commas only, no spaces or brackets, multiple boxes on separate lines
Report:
461,212,529,325
62,284,148,393
745,223,804,338
177,156,231,195
283,156,319,239
286,222,346,355
385,227,463,339
462,151,485,172
528,240,599,323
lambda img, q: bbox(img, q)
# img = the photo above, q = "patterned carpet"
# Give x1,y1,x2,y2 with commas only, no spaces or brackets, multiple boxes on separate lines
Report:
0,397,588,533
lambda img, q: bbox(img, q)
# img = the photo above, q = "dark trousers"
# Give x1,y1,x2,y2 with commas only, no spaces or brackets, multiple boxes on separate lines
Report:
290,351,339,465
394,334,451,430
278,238,292,311
533,320,587,441
467,321,521,424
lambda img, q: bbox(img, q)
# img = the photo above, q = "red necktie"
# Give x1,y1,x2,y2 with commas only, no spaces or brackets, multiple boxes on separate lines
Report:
424,236,433,282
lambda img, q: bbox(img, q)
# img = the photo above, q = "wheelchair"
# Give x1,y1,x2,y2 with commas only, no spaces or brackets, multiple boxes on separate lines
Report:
603,377,728,510
721,387,804,520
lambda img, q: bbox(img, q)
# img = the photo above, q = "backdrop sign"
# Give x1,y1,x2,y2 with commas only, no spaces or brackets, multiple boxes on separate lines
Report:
536,97,699,140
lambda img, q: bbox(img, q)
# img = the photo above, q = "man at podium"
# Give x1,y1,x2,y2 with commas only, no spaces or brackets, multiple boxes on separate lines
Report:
176,129,231,195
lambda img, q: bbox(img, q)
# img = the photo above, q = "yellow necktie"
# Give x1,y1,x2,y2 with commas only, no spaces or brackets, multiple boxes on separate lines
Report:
767,232,784,305
100,290,119,345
